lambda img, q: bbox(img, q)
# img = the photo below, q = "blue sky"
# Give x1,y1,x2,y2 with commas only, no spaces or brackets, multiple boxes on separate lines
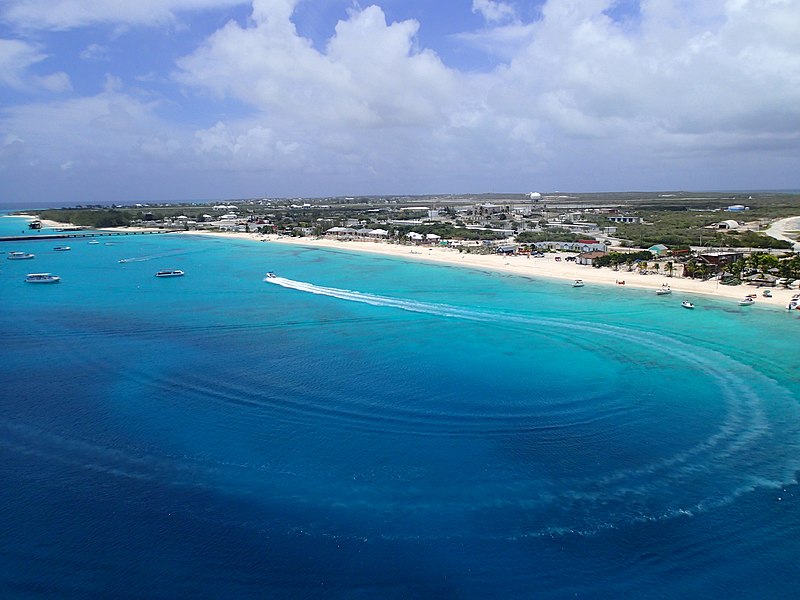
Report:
1,0,799,205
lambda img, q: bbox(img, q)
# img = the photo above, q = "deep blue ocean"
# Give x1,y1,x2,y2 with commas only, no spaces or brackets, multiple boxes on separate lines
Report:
2,215,799,598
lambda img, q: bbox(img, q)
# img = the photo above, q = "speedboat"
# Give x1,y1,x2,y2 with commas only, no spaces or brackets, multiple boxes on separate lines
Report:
572,279,584,287
155,269,184,277
681,300,695,309
53,246,71,251
25,273,60,283
266,272,277,279
656,284,672,295
88,240,100,245
7,251,35,260
738,297,755,306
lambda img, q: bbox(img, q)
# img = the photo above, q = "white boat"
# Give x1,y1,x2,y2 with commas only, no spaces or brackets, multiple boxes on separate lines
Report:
656,284,672,295
7,251,35,260
681,300,695,309
25,273,60,283
53,246,71,251
155,269,184,278
88,240,100,245
572,279,584,287
738,297,755,306
266,272,277,279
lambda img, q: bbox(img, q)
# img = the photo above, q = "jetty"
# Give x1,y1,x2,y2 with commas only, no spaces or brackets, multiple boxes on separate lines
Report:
0,230,179,243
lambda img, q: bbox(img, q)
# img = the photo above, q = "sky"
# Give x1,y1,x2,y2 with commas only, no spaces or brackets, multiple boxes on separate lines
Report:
1,0,799,205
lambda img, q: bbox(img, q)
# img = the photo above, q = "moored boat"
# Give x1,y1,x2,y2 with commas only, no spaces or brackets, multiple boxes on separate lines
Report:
25,273,60,283
155,269,184,278
53,246,71,251
681,300,695,309
572,279,584,287
656,284,672,295
738,297,755,306
7,251,35,260
88,240,100,245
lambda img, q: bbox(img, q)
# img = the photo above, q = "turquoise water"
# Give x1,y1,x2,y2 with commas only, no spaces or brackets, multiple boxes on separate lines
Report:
2,215,799,597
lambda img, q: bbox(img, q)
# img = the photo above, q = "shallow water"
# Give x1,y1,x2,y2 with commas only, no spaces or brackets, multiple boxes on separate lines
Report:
2,216,799,597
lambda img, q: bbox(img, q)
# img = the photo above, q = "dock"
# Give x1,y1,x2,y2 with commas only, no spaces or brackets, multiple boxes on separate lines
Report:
0,230,179,243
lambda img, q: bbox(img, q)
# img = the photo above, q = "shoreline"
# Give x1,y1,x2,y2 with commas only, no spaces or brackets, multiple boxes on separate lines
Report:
16,214,800,309
186,229,800,309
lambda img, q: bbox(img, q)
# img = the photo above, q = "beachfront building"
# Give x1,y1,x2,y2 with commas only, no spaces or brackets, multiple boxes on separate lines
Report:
533,240,609,253
576,251,608,266
325,226,358,238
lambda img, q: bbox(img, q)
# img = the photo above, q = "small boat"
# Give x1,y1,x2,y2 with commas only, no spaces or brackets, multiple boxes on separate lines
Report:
788,299,799,311
266,272,277,279
25,273,60,283
681,300,695,309
656,284,672,295
738,297,755,306
88,240,100,245
53,246,71,251
7,251,35,260
155,269,184,278
572,279,584,287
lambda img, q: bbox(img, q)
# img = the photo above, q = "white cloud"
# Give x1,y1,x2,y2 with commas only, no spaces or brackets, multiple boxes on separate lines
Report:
0,0,250,30
80,43,111,61
176,3,459,129
472,0,517,24
0,39,71,92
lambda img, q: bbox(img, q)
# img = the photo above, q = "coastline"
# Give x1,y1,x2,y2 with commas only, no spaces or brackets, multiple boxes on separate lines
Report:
185,229,800,309
17,214,800,309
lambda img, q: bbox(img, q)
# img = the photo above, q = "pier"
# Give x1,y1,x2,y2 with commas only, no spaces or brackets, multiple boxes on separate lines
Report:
0,230,179,243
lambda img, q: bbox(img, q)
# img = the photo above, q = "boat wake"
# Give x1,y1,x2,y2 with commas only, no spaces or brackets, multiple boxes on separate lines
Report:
262,276,800,534
119,249,191,263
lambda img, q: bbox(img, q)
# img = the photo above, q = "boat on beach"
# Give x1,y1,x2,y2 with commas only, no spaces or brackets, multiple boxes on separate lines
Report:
25,273,60,283
7,251,35,260
656,284,672,295
572,279,584,287
681,300,695,309
155,269,184,278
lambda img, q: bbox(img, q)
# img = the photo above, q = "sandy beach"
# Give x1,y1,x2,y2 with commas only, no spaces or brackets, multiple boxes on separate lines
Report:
11,213,800,309
184,229,800,310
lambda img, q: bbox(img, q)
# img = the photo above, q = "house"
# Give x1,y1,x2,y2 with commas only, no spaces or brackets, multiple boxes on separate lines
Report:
576,251,607,266
325,226,358,237
648,244,669,256
607,216,643,224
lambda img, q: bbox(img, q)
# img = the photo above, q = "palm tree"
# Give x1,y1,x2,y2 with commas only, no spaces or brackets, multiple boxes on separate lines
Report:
665,261,674,277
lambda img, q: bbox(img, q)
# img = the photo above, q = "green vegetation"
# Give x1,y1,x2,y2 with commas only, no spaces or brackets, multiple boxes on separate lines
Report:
591,250,654,268
38,209,132,228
